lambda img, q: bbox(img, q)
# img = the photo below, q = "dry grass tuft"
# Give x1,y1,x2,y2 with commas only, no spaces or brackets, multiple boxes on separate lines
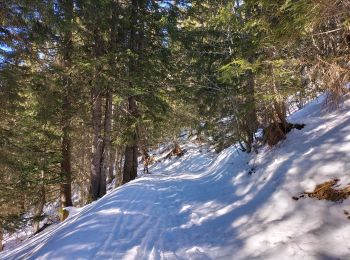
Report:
293,178,350,202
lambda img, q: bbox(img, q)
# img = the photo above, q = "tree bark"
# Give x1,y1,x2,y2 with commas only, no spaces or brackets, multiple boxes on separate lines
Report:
90,0,121,197
89,26,106,200
33,169,46,232
105,1,118,186
0,228,3,252
271,71,288,127
115,149,123,187
122,1,141,184
123,97,139,184
60,98,73,208
33,182,45,232
90,83,103,200
269,57,288,128
107,145,116,184
244,67,257,153
236,2,257,153
141,147,150,174
99,89,112,194
59,0,74,210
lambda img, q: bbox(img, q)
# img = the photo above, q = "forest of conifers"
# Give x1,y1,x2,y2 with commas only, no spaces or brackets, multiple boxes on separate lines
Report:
1,0,349,249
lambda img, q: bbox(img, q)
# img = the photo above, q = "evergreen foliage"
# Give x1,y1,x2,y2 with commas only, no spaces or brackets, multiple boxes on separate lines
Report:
0,0,349,248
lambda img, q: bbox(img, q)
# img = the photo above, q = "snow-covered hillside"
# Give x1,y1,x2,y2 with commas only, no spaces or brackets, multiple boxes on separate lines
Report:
2,94,350,259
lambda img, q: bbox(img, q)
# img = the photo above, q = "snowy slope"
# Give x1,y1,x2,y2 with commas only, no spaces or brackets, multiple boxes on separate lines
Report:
2,94,350,259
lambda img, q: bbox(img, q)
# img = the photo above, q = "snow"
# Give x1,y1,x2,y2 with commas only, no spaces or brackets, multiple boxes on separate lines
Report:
2,94,350,259
345,82,350,90
2,201,60,252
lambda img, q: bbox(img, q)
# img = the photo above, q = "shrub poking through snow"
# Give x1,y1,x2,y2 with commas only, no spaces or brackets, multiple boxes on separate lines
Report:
264,122,305,146
59,209,69,222
293,179,350,202
165,144,186,159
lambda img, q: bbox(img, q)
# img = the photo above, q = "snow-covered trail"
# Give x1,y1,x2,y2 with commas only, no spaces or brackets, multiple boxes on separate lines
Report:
2,145,243,260
2,94,350,260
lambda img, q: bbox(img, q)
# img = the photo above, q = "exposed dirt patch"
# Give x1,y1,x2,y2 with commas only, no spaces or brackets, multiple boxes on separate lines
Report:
293,179,350,202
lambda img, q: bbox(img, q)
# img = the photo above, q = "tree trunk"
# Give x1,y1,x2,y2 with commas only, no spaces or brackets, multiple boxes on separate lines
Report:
107,146,116,184
34,170,46,232
60,128,72,208
115,149,123,187
122,0,139,184
270,59,288,127
33,190,45,232
60,100,73,208
273,99,287,125
123,135,138,183
90,83,103,200
141,147,150,174
59,0,73,209
105,1,118,185
244,68,257,153
99,90,112,194
272,80,287,126
236,2,257,153
0,228,3,252
89,30,105,201
123,97,139,184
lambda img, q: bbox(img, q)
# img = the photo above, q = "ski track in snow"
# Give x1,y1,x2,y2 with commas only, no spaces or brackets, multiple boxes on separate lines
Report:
2,94,350,259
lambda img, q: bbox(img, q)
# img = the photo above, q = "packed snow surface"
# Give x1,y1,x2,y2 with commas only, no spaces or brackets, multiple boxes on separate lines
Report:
2,94,350,259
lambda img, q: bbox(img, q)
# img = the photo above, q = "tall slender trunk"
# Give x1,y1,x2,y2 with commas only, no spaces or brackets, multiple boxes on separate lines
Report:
141,146,150,174
115,149,123,187
33,170,46,232
123,145,136,184
122,0,140,184
235,2,257,153
107,145,116,184
0,228,3,251
105,1,118,186
89,29,106,200
244,67,257,153
0,226,4,252
59,0,73,209
273,96,287,126
100,90,112,194
60,116,72,210
123,96,139,184
89,0,122,199
270,63,288,126
137,119,149,174
90,83,103,200
60,97,73,208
